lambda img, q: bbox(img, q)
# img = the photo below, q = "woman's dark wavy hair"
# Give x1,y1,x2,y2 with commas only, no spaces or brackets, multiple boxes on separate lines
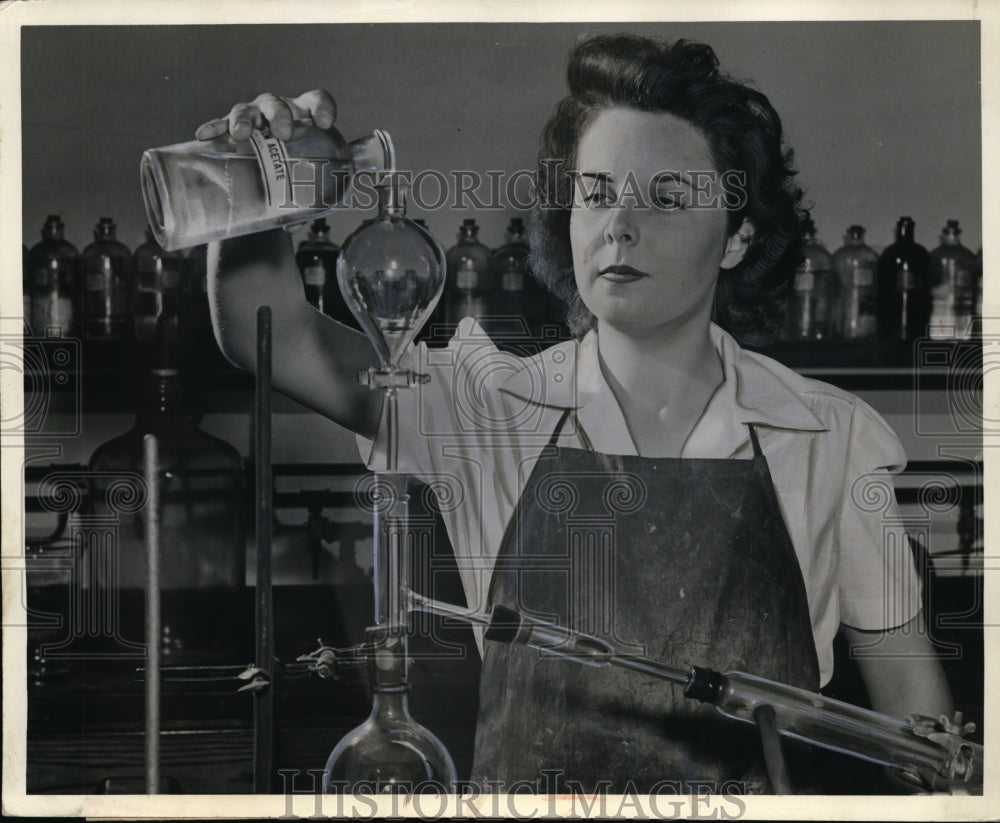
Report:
530,33,807,348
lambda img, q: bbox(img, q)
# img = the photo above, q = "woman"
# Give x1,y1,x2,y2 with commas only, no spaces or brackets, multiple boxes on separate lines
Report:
204,34,952,793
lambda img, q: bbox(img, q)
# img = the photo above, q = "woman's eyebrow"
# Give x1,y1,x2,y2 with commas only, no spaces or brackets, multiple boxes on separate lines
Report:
577,171,612,182
651,171,695,188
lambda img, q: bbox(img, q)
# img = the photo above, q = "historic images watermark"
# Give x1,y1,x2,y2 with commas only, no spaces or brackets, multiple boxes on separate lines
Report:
278,769,751,820
272,160,749,214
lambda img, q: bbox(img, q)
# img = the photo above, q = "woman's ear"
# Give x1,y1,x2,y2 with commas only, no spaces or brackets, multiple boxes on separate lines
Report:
721,219,755,270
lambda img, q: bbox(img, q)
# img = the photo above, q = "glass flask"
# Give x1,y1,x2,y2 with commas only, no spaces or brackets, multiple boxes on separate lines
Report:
295,217,356,328
27,214,81,338
82,217,132,341
336,175,446,371
928,220,978,340
876,217,930,341
141,120,394,251
784,215,839,340
832,225,879,340
132,226,187,343
443,219,491,328
324,628,457,793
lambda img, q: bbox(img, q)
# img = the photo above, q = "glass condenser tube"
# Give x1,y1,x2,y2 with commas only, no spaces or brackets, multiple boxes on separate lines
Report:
686,668,981,787
405,598,981,791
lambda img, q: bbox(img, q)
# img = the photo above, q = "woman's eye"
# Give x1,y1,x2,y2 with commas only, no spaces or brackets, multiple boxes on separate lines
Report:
654,191,688,210
582,188,613,207
574,176,614,208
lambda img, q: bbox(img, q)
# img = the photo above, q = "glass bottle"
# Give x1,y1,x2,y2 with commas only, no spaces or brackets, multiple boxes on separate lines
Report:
83,217,131,341
974,247,983,337
877,217,931,340
443,219,491,328
22,244,30,332
141,121,394,251
132,226,187,343
784,215,839,341
833,225,879,340
88,365,246,592
87,353,247,657
324,629,456,793
928,220,978,340
295,218,356,328
489,217,542,339
27,215,81,338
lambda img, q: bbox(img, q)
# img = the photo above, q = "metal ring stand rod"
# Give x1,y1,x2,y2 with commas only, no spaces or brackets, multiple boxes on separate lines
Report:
253,305,276,793
143,434,161,795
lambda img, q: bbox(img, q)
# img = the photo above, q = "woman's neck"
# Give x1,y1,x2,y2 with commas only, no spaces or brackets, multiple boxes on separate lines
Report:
595,321,724,456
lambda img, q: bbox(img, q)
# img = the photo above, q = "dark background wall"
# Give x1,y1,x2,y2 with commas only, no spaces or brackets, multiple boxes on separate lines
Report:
21,21,982,257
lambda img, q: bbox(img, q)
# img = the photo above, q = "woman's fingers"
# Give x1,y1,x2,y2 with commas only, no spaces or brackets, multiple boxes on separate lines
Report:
227,101,260,141
194,89,336,141
251,92,298,140
289,89,337,129
194,117,229,141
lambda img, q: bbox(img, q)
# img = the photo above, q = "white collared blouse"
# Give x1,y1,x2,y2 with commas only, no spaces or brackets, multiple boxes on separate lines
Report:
359,319,921,686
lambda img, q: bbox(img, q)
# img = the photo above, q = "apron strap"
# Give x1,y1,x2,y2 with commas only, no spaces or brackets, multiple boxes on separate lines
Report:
546,408,573,448
546,407,595,452
747,423,765,458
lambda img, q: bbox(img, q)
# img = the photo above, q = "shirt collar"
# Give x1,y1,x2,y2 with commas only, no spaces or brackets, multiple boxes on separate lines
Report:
498,323,827,437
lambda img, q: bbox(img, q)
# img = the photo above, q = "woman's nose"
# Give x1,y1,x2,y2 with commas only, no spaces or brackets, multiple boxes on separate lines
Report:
603,208,639,246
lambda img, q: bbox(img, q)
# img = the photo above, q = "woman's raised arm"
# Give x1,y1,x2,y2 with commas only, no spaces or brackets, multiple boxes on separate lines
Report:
202,90,382,438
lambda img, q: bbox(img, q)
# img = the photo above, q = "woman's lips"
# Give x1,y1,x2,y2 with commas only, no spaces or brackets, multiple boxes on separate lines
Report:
599,265,649,283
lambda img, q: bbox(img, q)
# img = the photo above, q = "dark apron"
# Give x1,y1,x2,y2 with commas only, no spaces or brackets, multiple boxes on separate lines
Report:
470,412,819,794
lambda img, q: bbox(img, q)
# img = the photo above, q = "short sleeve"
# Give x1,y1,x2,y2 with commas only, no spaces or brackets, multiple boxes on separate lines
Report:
835,399,923,631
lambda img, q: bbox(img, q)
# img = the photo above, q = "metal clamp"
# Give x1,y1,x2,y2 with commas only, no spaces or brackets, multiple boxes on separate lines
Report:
296,639,371,680
236,664,271,693
907,711,978,783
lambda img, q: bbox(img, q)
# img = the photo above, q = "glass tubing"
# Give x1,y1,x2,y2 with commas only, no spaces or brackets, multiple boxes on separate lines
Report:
387,533,980,790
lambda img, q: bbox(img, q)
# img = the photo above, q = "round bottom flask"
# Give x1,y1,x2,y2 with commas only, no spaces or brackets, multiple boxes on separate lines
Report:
324,628,456,793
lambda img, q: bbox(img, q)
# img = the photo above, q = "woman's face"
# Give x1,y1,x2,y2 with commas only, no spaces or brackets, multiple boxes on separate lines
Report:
569,106,743,338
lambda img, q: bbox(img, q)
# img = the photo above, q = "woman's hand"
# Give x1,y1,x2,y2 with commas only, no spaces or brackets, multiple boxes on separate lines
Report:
194,89,338,142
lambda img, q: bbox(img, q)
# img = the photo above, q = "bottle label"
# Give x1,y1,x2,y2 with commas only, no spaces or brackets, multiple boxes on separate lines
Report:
852,264,874,287
32,296,74,336
457,266,479,290
249,126,292,215
794,271,815,292
87,272,107,291
954,264,975,288
502,271,524,292
303,264,327,286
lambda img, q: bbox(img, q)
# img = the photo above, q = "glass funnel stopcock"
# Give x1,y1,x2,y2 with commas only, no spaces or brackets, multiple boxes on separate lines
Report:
336,176,446,370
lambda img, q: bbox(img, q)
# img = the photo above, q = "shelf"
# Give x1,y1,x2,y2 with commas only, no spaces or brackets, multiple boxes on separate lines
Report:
20,336,985,417
755,338,983,391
